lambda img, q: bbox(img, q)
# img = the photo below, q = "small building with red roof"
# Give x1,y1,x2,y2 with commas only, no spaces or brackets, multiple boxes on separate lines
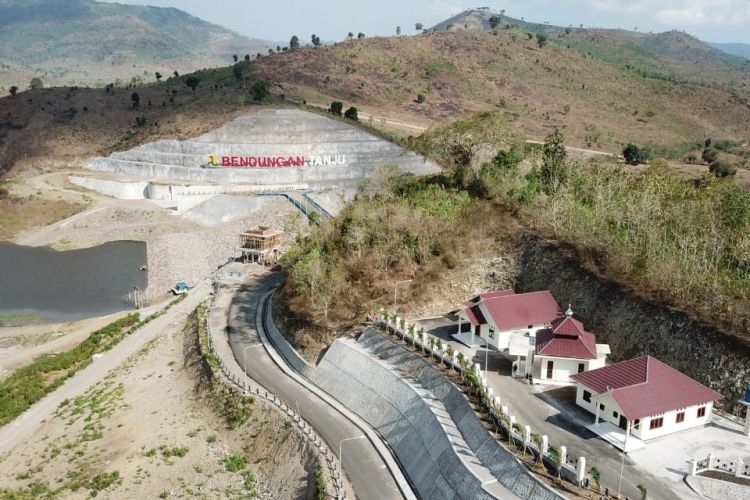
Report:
455,289,561,353
531,306,610,385
571,356,724,442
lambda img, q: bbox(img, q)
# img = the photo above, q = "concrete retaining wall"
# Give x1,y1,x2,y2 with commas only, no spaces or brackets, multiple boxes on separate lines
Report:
69,176,149,200
312,328,561,500
266,299,315,379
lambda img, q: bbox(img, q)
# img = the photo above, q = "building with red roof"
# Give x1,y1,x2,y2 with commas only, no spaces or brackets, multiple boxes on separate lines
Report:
455,289,561,353
571,356,724,441
531,306,610,385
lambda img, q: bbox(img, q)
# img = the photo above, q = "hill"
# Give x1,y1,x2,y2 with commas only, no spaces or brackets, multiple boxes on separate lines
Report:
711,42,750,60
429,9,750,89
248,29,750,152
0,0,270,92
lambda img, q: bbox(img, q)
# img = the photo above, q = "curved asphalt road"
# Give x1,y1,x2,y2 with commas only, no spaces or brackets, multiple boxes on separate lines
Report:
223,273,405,500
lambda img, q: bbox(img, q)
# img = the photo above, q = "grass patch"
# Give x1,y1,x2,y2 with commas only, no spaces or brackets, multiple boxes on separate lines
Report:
222,453,248,472
0,314,139,427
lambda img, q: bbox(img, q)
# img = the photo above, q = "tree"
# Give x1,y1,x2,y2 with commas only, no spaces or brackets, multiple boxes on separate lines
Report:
251,80,269,101
344,107,358,121
268,48,274,55
233,54,239,62
290,35,300,50
358,32,365,39
173,70,179,78
589,467,601,492
155,72,163,81
9,86,18,96
396,26,401,36
493,145,524,172
623,143,648,165
233,63,244,80
131,92,140,109
415,22,424,31
244,54,250,61
541,128,568,193
489,15,502,29
536,33,548,48
185,76,200,91
347,32,354,40
710,160,737,178
329,101,343,116
29,77,43,90
311,34,321,47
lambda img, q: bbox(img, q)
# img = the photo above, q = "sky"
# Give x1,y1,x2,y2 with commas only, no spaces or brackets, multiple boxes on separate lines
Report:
101,0,750,43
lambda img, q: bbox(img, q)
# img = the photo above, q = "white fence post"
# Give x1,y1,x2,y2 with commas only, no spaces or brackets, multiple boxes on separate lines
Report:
501,405,509,416
690,459,698,476
737,458,744,478
559,445,567,468
708,452,715,470
523,425,531,445
576,456,586,486
541,435,549,455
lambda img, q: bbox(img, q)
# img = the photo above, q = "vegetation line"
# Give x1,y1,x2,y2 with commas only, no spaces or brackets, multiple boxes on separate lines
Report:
0,295,186,428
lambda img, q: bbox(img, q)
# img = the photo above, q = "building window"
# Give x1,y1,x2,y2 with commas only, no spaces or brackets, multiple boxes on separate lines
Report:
489,330,495,339
578,363,585,373
583,390,592,403
546,361,554,379
676,412,685,424
649,418,664,430
697,407,706,418
613,411,619,419
528,325,533,329
633,419,640,429
599,403,606,412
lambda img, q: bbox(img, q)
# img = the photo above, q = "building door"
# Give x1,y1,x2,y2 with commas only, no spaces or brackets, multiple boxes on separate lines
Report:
619,415,628,430
546,361,553,379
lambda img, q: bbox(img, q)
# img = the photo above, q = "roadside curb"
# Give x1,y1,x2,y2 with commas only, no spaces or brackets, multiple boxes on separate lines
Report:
257,291,417,500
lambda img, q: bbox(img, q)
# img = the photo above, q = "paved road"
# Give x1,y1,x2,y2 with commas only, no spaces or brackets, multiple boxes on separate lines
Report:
0,283,211,455
220,273,406,500
415,316,681,500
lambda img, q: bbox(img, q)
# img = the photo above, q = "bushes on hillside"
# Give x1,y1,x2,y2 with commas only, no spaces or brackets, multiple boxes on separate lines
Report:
710,160,737,177
283,168,477,326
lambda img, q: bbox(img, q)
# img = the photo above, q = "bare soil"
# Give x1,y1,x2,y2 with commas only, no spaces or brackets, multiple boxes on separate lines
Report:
0,309,319,499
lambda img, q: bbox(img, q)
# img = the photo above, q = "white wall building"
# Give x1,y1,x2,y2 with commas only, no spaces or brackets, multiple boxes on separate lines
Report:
571,356,723,443
532,306,609,385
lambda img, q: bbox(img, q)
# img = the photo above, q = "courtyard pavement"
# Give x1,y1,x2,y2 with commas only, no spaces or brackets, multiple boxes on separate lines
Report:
412,315,750,500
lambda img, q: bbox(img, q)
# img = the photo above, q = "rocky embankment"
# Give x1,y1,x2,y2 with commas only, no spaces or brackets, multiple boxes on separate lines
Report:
515,235,750,414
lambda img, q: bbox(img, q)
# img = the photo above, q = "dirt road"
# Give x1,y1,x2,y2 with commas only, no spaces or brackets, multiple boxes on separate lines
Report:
0,283,211,455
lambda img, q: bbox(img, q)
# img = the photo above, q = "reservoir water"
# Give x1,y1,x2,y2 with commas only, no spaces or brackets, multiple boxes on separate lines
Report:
0,241,148,323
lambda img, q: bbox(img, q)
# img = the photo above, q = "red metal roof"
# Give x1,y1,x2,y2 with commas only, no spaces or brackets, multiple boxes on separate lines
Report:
571,356,724,420
463,305,486,326
535,316,598,360
481,291,561,331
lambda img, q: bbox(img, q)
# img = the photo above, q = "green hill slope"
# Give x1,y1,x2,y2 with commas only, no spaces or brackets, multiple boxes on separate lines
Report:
0,0,270,91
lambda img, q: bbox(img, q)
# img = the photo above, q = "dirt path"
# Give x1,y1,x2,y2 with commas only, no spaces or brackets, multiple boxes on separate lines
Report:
0,283,210,455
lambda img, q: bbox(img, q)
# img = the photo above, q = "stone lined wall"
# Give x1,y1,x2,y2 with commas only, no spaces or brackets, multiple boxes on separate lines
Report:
312,328,562,500
515,235,750,414
88,109,440,185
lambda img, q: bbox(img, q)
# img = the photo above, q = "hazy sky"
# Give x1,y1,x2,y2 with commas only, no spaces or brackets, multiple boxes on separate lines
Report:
102,0,750,43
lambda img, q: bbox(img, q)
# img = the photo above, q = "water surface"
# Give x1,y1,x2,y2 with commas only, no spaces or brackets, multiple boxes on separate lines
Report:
0,241,148,323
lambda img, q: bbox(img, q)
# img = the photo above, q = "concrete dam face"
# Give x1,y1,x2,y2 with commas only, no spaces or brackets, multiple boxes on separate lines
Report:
88,109,441,186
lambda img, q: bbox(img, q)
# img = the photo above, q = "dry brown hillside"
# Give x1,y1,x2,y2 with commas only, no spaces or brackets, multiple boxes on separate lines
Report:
250,31,750,151
2,30,750,179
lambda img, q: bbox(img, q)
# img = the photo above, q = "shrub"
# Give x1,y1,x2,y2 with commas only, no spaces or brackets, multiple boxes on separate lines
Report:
223,454,248,472
416,93,426,103
250,81,269,101
314,466,327,500
344,107,359,121
709,160,736,178
329,101,343,116
702,147,719,164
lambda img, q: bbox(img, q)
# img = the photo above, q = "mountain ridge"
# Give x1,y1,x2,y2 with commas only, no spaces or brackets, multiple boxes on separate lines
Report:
0,0,271,90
